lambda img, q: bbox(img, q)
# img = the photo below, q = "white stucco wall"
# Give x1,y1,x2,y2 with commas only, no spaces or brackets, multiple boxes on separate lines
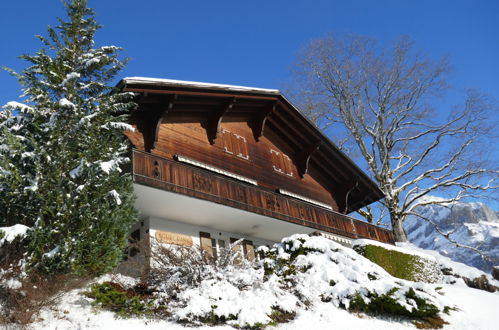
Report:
146,216,275,248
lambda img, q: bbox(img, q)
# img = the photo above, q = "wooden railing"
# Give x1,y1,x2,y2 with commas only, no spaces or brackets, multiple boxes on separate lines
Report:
132,150,395,244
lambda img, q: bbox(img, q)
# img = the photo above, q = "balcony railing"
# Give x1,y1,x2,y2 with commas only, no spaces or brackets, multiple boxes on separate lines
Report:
132,149,395,244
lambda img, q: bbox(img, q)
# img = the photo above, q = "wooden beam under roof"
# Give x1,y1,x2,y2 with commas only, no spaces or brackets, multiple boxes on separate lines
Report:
251,101,275,141
150,94,177,151
207,97,236,144
296,141,322,178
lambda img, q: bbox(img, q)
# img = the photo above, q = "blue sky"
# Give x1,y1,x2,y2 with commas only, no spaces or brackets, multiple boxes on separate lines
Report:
0,0,497,207
1,0,498,98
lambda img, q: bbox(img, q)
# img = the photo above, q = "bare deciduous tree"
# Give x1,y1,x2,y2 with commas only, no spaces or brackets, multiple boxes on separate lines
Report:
289,34,498,242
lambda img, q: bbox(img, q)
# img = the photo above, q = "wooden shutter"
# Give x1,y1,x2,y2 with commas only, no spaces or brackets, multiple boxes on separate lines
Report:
283,154,293,176
235,134,249,159
199,232,213,258
270,149,293,176
222,130,249,159
222,129,234,154
243,240,255,261
270,149,280,172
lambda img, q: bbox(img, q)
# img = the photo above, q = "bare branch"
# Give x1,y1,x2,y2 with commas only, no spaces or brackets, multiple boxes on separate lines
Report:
406,211,497,264
289,34,497,243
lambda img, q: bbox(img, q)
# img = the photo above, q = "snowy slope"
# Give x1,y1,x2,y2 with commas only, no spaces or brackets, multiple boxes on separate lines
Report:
27,238,499,330
32,284,499,330
405,199,499,272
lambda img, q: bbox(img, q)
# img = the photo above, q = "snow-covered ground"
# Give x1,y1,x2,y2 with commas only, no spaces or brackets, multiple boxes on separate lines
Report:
31,283,499,330
25,236,499,330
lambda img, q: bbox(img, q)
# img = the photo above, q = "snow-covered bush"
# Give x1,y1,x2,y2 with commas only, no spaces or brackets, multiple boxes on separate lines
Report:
90,235,451,328
260,235,450,325
1,224,90,325
85,281,158,318
149,239,298,327
352,239,444,283
397,242,499,293
96,239,298,327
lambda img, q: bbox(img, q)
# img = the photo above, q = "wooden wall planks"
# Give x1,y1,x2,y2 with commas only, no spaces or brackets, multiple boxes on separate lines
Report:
128,112,340,212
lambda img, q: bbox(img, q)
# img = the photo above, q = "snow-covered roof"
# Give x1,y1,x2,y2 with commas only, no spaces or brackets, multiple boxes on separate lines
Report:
121,77,280,95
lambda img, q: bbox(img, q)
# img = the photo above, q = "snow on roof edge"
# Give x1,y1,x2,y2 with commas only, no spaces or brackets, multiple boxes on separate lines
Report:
122,77,280,95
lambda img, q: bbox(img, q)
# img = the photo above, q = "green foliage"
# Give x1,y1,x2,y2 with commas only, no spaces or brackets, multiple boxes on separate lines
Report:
85,282,156,318
0,230,4,241
354,244,443,283
0,0,137,276
261,237,321,278
198,308,237,326
349,287,442,323
232,307,295,329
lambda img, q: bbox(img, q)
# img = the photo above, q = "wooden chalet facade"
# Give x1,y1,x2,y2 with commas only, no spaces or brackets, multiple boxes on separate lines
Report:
119,77,394,260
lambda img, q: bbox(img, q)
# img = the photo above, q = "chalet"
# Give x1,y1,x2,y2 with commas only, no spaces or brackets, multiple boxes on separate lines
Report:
119,77,394,260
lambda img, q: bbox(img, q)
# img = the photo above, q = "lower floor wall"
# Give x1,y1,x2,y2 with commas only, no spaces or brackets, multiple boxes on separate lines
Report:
119,215,354,276
123,216,275,264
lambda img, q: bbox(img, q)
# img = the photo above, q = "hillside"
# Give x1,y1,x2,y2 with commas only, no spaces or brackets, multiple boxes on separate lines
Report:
405,198,499,272
1,234,494,330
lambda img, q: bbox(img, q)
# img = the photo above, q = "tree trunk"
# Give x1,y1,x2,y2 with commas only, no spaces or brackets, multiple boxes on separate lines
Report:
391,215,408,242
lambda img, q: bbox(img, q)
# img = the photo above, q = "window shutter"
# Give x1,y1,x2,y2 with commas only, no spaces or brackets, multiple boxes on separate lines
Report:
222,129,249,159
283,155,293,176
199,232,213,258
270,149,293,176
243,240,255,261
222,129,234,154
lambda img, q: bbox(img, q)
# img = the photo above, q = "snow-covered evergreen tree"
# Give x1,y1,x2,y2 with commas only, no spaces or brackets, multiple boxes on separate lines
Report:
0,0,137,275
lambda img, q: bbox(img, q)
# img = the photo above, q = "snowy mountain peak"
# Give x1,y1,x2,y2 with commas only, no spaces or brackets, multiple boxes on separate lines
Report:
405,198,499,272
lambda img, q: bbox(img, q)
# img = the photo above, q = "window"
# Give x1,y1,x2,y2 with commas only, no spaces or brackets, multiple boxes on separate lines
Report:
222,129,249,160
270,149,293,177
211,238,226,259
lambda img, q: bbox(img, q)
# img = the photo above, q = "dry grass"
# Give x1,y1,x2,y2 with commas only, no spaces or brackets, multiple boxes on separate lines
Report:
0,240,90,326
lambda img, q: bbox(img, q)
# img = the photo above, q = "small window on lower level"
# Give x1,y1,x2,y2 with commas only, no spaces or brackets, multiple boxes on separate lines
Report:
211,238,226,259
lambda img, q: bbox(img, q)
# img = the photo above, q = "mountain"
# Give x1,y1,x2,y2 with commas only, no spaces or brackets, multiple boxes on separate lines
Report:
405,198,499,272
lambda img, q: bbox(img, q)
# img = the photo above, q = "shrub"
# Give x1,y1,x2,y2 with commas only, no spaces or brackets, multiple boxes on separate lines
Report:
85,281,158,318
260,235,447,324
0,232,90,325
353,243,443,283
0,264,88,325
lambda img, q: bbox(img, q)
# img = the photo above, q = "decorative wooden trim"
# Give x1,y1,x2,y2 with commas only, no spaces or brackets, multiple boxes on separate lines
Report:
296,141,322,178
151,94,177,151
251,102,276,141
207,97,236,144
155,230,193,246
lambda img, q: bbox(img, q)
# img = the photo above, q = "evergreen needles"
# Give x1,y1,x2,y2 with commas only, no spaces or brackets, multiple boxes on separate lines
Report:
0,0,137,275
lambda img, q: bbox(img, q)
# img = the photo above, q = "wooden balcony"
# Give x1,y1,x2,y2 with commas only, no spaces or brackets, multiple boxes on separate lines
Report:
132,149,394,244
